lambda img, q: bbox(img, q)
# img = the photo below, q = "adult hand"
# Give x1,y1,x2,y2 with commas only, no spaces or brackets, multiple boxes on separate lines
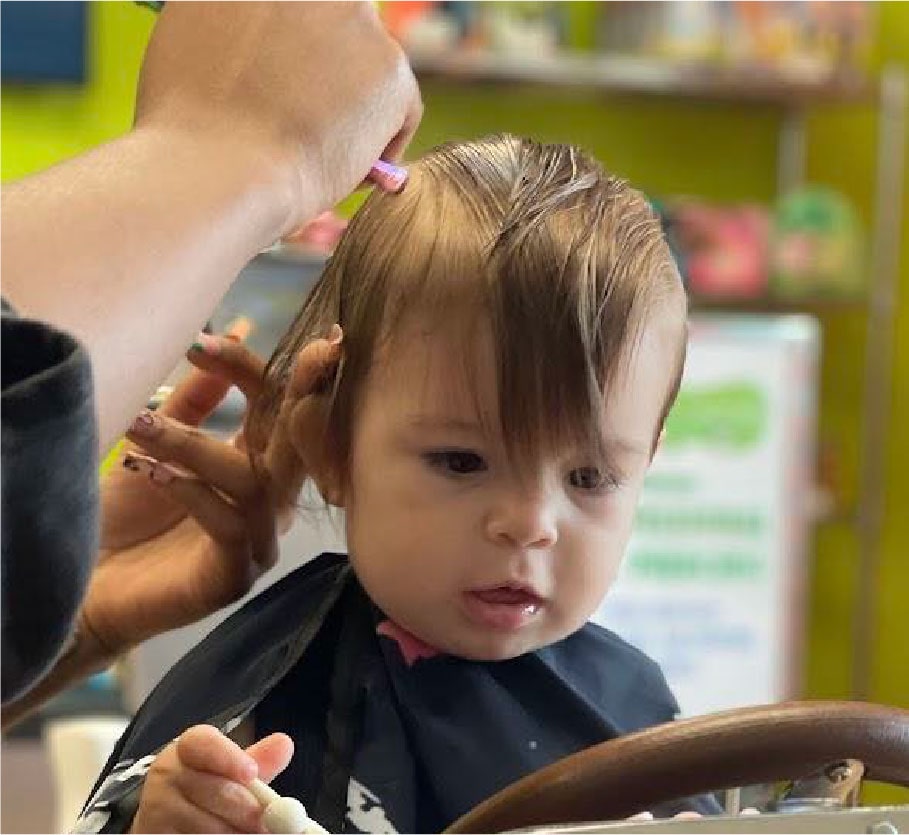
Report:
136,1,423,238
2,2,418,450
79,323,265,660
80,326,343,662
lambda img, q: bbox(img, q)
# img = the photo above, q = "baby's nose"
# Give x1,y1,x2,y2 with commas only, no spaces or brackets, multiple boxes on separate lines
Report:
484,489,558,550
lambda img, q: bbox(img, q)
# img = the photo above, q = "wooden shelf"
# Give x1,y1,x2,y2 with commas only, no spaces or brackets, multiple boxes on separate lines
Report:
409,48,873,106
689,293,868,315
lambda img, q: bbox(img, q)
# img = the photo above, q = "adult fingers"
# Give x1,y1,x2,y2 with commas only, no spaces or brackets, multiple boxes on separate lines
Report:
281,210,348,247
379,71,423,165
369,28,422,166
126,412,258,501
288,327,343,399
122,451,279,572
160,317,255,426
156,367,230,428
365,160,409,194
184,332,267,404
262,330,342,504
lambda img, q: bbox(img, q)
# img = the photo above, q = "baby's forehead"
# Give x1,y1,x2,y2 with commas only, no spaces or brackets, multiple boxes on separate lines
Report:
369,303,682,383
361,308,677,457
368,319,498,412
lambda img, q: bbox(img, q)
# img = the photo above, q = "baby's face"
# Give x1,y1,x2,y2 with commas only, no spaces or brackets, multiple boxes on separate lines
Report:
339,314,680,661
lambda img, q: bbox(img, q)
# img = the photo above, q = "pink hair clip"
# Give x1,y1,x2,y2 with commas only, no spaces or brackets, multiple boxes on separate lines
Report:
368,160,408,193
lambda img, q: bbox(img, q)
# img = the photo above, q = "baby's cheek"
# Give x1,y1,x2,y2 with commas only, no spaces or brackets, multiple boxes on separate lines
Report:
557,544,621,625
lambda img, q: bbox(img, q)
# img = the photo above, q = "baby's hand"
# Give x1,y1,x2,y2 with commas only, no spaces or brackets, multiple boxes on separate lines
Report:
131,724,293,834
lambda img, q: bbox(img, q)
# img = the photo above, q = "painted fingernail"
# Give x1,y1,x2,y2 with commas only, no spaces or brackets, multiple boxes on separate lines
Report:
122,452,180,485
369,160,408,193
327,323,343,347
129,409,160,437
189,332,221,355
150,463,180,485
123,452,158,478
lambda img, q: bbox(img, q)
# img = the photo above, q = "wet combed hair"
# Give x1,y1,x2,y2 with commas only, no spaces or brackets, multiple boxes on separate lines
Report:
247,134,688,488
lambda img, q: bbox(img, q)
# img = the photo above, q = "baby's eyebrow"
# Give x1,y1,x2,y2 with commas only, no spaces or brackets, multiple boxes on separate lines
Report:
406,415,483,433
406,415,648,457
602,437,649,458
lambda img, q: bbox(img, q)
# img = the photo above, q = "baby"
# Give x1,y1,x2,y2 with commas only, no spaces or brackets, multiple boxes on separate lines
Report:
78,135,709,834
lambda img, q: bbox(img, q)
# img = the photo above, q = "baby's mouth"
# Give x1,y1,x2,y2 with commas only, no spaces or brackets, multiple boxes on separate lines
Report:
462,585,544,631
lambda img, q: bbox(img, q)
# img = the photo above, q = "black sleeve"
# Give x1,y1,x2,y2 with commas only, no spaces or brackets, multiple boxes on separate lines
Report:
1,300,100,704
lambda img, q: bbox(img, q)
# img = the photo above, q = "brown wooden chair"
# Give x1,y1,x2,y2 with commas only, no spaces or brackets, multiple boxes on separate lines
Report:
446,701,909,833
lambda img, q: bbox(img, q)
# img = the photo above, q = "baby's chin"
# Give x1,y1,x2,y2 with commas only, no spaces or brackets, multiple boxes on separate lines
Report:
380,603,583,663
435,623,565,663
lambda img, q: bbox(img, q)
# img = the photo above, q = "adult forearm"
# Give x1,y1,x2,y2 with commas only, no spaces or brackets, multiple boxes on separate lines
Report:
1,126,298,451
1,0,421,453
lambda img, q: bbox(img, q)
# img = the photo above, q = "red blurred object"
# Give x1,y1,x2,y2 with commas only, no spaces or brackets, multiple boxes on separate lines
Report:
675,202,771,298
382,1,438,42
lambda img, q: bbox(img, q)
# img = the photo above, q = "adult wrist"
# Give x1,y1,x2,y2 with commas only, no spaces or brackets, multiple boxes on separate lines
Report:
126,122,310,248
73,609,120,672
0,617,114,731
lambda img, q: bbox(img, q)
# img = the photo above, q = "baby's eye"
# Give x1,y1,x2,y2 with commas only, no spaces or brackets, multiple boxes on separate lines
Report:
568,466,617,493
424,450,488,476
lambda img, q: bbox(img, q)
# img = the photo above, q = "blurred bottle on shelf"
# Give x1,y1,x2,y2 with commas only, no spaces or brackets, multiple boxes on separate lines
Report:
771,187,864,300
672,201,771,300
382,1,566,56
596,1,872,80
652,187,863,304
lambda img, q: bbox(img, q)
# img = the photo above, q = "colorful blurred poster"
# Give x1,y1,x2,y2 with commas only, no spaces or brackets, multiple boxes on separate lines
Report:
593,315,819,718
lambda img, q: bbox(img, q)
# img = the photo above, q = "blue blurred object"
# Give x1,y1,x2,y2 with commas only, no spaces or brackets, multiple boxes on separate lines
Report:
1,1,87,84
649,197,688,287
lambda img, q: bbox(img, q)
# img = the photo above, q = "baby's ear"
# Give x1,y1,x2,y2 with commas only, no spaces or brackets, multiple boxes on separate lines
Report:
287,396,347,509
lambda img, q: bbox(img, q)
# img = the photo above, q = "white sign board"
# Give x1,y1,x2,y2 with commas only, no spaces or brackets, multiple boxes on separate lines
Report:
593,315,820,717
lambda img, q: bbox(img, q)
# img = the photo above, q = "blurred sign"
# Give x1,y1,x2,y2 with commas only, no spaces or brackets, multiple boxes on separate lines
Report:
594,315,819,717
1,1,87,84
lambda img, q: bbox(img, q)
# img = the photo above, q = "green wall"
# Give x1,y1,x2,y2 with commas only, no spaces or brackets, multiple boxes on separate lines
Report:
1,3,153,179
804,4,908,717
3,0,907,784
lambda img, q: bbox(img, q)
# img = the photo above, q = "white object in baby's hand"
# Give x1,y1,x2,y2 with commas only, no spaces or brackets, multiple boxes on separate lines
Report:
248,778,329,834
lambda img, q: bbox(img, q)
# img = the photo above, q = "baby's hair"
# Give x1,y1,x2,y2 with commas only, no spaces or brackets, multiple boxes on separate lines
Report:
247,134,687,491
